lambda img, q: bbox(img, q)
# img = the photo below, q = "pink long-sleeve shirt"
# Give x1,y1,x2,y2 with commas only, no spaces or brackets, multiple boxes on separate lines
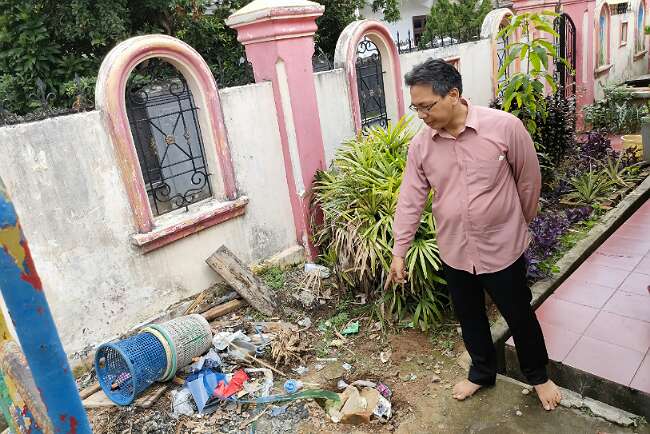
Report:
392,101,541,274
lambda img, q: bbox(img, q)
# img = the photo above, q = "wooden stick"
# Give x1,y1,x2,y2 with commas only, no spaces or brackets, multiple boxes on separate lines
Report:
184,291,207,315
198,291,240,314
240,407,268,429
229,342,290,378
201,299,246,322
78,381,101,400
245,354,290,379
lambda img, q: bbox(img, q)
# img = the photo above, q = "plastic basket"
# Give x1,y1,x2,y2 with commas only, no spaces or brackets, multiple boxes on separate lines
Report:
94,332,167,405
156,314,212,371
141,326,175,382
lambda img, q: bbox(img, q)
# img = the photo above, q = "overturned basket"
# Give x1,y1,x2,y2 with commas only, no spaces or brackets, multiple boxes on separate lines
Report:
94,332,168,405
96,314,213,404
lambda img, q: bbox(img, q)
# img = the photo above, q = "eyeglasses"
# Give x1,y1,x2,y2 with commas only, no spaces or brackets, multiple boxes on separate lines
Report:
409,99,441,114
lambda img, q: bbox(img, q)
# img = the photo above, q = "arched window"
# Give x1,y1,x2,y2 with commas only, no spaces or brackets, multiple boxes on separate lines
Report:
96,35,246,252
597,4,611,67
481,8,515,98
126,60,213,217
334,20,405,133
637,0,646,52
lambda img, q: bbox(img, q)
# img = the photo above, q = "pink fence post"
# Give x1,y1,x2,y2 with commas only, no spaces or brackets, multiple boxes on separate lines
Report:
226,0,327,259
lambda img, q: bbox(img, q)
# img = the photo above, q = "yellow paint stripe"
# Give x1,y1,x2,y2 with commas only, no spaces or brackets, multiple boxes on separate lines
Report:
0,225,25,273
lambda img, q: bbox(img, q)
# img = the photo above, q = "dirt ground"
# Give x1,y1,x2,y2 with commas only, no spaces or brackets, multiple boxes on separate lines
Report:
85,266,649,434
295,329,649,434
86,322,649,434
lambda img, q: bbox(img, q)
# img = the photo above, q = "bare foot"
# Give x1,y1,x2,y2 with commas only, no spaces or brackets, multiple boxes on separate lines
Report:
452,379,482,400
534,380,562,411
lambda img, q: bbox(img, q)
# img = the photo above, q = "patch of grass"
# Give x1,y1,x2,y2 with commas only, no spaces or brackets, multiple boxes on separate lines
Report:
317,311,349,333
260,266,286,290
315,339,331,358
428,319,460,353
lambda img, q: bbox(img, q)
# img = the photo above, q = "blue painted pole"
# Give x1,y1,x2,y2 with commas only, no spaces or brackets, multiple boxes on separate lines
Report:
0,178,92,433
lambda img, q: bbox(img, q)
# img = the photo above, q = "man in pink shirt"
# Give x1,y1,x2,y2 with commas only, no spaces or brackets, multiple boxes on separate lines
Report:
387,59,562,410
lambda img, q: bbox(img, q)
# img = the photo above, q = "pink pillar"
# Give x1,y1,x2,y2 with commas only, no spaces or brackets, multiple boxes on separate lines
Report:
227,0,327,259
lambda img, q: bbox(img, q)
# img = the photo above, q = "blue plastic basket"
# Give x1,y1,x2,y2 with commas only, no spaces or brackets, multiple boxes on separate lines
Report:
95,332,167,405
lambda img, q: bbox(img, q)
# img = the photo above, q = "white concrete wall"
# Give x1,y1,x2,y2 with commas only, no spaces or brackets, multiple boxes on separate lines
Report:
314,69,356,166
595,12,649,99
360,0,435,39
0,81,296,357
399,38,495,116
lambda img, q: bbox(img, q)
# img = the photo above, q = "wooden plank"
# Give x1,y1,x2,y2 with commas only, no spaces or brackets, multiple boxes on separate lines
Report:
82,389,115,409
201,299,246,322
83,384,170,409
79,381,101,400
206,246,276,316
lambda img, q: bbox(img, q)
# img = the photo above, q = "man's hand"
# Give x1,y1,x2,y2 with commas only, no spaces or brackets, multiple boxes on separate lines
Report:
385,255,407,289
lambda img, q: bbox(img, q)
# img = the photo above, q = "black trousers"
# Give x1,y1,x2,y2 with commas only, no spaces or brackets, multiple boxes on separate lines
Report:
442,255,549,386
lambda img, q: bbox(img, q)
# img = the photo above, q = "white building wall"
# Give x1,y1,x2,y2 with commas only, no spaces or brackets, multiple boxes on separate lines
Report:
313,69,356,166
0,81,296,357
399,38,495,120
360,0,435,40
595,11,649,99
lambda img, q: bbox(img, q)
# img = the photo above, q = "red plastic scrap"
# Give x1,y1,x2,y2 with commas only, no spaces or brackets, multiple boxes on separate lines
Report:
214,369,249,398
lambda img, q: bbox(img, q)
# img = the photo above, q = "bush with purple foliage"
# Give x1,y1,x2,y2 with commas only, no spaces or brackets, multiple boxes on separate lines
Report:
525,206,593,279
577,130,614,166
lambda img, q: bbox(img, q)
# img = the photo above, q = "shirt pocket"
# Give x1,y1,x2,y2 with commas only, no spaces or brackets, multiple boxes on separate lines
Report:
465,159,507,191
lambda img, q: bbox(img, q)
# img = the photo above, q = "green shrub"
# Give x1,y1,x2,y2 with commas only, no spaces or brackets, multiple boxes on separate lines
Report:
0,0,403,118
312,118,447,330
583,85,649,134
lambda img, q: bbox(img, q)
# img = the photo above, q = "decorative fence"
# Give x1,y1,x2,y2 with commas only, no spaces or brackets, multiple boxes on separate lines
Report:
395,27,483,54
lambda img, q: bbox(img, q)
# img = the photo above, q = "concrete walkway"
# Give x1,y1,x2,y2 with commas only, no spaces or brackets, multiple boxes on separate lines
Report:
509,198,650,398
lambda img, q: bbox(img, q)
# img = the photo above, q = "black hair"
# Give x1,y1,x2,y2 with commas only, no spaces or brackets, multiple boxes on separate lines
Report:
404,58,463,96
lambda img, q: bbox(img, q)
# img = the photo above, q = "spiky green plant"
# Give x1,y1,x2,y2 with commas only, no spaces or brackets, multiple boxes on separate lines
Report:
312,118,446,330
563,168,615,205
600,152,644,188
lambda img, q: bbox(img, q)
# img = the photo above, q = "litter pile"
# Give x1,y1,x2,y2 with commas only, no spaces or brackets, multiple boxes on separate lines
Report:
89,315,392,428
168,322,337,417
81,246,393,431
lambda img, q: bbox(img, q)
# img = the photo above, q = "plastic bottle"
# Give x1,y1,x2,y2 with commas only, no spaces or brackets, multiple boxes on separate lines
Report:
283,379,303,394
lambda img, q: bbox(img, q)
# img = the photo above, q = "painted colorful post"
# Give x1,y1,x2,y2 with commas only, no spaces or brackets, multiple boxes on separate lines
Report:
0,177,92,434
226,0,327,259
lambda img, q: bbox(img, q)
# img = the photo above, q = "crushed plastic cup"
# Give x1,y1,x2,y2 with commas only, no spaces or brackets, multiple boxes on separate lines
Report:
304,263,331,278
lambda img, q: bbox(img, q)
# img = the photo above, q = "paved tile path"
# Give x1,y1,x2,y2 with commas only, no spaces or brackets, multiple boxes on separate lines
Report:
509,198,650,394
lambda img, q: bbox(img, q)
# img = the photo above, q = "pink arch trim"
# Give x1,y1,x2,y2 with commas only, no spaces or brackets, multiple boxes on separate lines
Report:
95,35,237,233
334,20,405,132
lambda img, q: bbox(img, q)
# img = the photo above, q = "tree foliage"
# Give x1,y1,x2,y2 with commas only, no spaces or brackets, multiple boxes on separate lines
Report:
421,0,492,43
496,11,569,137
0,0,400,116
